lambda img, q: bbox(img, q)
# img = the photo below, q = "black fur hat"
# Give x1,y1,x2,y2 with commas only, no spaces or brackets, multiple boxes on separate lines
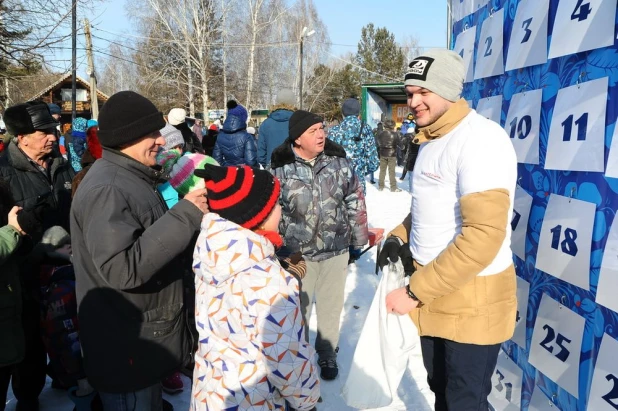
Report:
4,102,59,136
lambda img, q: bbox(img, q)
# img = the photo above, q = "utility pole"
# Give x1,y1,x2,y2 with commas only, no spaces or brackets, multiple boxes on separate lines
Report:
298,27,315,111
83,19,99,119
71,0,77,120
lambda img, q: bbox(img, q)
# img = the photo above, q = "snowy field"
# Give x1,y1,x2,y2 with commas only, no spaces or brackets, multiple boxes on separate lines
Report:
5,166,434,411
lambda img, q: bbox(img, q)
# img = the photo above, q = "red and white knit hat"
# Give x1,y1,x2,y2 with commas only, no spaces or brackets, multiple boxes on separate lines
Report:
156,149,219,196
194,164,280,230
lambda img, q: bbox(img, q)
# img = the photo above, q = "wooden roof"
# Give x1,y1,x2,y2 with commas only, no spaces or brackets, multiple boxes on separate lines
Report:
28,72,110,102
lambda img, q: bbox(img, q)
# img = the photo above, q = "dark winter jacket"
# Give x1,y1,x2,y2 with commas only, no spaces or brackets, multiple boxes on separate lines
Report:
405,140,421,171
270,139,368,262
377,129,401,158
0,140,74,241
174,122,204,154
213,115,257,166
201,129,218,156
0,224,25,367
70,148,203,393
257,109,293,168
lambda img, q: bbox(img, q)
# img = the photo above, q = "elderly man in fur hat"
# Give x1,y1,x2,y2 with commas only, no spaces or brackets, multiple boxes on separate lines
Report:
0,102,75,409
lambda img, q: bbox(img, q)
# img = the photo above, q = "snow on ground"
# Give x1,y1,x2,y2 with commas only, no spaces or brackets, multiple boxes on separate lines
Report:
5,167,434,411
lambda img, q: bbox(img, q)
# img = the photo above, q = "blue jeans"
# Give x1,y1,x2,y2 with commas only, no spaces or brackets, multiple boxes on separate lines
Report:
99,383,162,411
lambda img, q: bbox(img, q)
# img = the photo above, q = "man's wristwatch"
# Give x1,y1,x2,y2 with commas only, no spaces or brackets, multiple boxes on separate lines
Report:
405,283,420,302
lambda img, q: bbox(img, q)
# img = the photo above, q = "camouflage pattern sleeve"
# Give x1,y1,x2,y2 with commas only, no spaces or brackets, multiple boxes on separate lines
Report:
362,123,380,174
343,159,369,247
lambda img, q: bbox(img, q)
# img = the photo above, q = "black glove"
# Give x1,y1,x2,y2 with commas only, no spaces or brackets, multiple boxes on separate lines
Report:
378,237,416,276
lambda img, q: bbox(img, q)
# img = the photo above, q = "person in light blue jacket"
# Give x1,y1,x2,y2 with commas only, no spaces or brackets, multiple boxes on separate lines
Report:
257,89,296,168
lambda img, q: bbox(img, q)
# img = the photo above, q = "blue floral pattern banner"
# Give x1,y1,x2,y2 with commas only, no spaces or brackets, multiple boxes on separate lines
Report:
451,0,618,409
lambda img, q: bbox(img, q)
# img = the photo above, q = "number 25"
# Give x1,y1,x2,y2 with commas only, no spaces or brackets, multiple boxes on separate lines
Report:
539,324,572,362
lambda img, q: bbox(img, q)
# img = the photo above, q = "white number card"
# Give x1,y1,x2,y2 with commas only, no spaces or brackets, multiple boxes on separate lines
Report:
474,8,505,80
475,94,503,125
529,384,562,410
605,123,618,178
511,185,534,260
489,350,524,410
548,0,617,59
505,0,549,71
596,215,618,313
588,334,618,410
504,88,542,164
512,276,531,349
453,25,477,83
545,77,608,172
529,293,585,398
535,194,595,290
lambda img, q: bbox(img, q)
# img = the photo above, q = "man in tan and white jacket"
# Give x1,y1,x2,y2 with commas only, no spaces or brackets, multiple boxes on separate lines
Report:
379,49,518,411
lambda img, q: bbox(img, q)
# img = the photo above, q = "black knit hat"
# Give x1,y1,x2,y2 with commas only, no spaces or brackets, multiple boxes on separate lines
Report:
98,91,165,148
4,102,59,136
194,164,280,230
288,110,323,142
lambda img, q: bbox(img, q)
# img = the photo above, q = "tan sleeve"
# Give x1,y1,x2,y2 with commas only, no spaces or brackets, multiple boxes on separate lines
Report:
409,189,510,304
387,213,412,243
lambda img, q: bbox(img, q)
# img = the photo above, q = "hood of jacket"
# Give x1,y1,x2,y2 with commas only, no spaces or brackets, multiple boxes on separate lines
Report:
268,109,293,123
194,213,276,286
222,115,247,134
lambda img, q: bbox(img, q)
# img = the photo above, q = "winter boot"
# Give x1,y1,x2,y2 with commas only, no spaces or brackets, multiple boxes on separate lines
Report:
318,357,338,380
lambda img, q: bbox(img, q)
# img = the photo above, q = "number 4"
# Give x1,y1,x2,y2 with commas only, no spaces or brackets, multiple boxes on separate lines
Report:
571,0,592,22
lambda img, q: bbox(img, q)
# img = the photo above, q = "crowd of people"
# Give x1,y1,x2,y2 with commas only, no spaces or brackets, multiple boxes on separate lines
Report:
0,48,517,411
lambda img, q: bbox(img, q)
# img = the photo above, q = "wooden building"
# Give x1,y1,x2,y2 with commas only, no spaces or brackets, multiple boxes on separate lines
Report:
28,73,109,130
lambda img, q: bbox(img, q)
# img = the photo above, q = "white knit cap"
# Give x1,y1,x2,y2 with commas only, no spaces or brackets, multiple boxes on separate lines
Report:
404,49,464,102
167,108,187,126
246,126,256,135
160,123,185,150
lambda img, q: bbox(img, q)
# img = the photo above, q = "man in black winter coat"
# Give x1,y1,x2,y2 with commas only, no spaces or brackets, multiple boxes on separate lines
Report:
71,91,208,410
376,119,401,192
0,102,74,410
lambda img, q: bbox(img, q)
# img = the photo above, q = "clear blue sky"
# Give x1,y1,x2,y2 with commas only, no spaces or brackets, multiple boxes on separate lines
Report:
55,0,448,75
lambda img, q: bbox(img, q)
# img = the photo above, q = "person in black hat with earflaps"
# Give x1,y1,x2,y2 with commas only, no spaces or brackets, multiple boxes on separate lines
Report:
70,90,209,411
269,110,369,381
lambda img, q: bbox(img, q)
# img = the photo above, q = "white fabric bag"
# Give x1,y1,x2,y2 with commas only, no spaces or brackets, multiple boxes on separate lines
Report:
341,262,419,409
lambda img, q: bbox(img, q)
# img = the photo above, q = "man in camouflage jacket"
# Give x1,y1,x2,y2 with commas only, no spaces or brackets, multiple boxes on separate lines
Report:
328,98,379,193
270,110,368,381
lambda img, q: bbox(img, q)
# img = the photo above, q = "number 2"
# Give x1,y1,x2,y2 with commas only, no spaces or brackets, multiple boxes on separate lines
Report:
521,18,533,43
484,36,493,57
602,374,618,410
571,0,592,22
539,324,572,362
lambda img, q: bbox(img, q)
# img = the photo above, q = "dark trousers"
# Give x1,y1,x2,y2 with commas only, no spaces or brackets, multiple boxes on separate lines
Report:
420,336,500,411
0,297,47,411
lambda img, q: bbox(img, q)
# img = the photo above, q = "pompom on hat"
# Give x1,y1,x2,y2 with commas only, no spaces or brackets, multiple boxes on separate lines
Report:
226,100,248,124
194,164,280,230
156,149,219,196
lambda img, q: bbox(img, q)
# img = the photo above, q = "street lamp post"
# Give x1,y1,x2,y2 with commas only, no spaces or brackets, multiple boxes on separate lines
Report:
299,26,315,110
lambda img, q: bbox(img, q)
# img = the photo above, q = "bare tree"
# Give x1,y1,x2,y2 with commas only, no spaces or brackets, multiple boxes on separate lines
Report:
400,34,424,65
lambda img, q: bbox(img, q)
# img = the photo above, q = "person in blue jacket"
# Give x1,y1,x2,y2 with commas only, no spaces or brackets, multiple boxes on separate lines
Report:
212,100,257,167
257,89,296,168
